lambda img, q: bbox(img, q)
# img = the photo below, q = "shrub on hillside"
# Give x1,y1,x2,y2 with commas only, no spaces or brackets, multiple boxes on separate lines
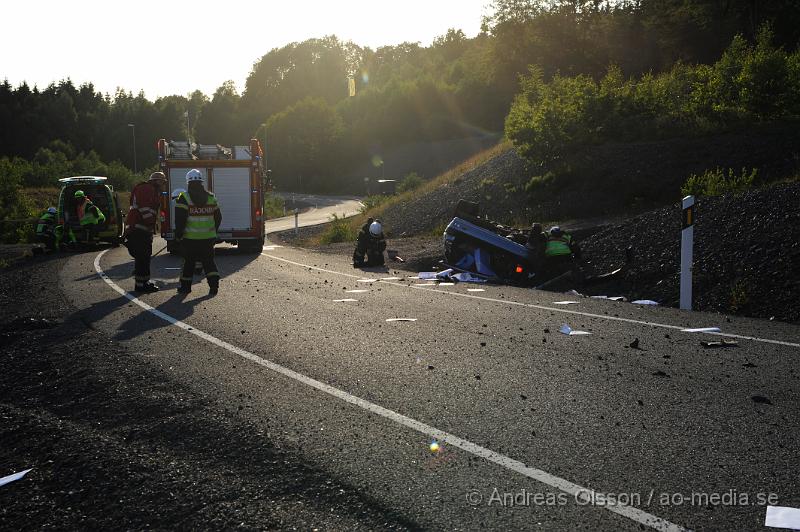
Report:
397,172,423,193
0,157,34,243
506,27,800,165
263,193,285,219
681,167,757,197
319,213,357,244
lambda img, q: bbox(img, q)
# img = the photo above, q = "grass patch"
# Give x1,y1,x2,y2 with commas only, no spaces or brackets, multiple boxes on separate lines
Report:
362,140,511,221
359,195,390,214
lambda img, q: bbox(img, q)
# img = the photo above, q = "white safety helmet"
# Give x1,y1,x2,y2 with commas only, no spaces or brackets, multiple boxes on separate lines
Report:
186,168,204,183
47,207,57,215
549,226,562,236
369,221,382,236
171,188,186,200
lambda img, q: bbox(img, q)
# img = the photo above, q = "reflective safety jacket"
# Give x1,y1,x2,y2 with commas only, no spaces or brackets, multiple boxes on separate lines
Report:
544,233,575,257
126,181,160,233
79,199,105,226
175,191,221,240
36,211,56,235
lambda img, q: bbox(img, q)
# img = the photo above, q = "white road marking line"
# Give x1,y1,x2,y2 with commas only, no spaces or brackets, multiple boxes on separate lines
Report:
437,282,455,286
346,289,369,293
333,299,358,302
357,278,377,283
467,288,485,292
97,249,685,532
381,277,402,280
262,253,800,348
386,318,417,322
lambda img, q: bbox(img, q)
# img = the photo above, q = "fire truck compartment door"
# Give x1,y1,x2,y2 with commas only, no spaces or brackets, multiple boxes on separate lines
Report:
212,167,252,232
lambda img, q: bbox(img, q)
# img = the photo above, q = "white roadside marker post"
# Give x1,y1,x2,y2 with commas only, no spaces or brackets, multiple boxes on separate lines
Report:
294,209,299,235
680,195,695,310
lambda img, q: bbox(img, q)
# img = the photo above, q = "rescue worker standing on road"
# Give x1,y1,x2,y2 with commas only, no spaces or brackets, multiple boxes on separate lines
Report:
353,217,387,267
74,190,105,245
174,169,222,295
125,172,166,293
35,207,58,250
542,226,580,279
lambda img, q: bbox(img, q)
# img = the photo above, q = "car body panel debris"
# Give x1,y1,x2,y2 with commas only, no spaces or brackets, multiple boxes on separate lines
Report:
0,468,32,488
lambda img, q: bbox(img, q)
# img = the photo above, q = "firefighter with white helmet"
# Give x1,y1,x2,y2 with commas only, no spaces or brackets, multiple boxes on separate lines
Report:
353,217,387,267
174,169,222,294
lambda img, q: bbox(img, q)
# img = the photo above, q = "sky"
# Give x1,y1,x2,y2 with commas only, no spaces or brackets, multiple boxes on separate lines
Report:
2,0,490,100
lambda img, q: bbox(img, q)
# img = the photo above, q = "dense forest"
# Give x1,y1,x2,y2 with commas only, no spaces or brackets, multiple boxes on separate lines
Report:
1,0,799,200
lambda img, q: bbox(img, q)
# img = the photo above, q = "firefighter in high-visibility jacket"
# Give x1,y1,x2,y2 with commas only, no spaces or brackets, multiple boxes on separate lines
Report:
35,207,58,250
174,169,222,295
74,190,105,244
125,172,166,292
542,226,580,279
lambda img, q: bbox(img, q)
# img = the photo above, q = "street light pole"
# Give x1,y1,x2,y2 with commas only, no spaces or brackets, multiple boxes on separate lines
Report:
127,123,137,174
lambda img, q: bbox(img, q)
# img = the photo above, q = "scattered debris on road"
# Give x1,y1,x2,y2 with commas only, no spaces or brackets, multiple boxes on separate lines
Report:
558,324,591,336
701,340,739,348
0,468,32,488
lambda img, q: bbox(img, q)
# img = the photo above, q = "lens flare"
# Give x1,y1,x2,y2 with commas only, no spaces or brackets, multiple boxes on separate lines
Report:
429,441,440,453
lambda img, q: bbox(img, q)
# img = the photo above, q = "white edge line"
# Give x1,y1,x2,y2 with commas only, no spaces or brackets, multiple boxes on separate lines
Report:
93,249,687,532
262,253,799,349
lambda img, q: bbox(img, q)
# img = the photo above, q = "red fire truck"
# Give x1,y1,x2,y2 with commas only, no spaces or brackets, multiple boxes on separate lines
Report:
157,139,266,254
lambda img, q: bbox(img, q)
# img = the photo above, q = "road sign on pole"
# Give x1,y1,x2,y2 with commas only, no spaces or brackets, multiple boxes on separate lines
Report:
680,195,695,310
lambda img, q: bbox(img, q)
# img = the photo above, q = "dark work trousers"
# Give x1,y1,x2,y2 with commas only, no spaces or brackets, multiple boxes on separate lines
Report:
127,229,153,287
180,239,219,288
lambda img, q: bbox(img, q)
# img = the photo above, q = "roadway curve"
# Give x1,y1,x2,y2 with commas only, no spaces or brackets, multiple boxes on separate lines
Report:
47,216,800,530
265,193,363,234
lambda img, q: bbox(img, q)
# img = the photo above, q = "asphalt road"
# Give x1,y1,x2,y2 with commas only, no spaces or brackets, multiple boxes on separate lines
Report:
266,193,363,233
53,205,800,530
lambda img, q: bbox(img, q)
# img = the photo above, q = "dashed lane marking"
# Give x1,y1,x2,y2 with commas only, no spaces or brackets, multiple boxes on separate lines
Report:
261,253,800,348
94,250,687,532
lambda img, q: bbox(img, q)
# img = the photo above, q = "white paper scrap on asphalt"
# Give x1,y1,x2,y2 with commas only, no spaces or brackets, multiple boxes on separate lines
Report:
559,324,591,336
765,506,800,530
0,468,32,488
386,318,417,322
632,300,659,305
681,327,722,333
333,299,358,302
591,295,626,301
452,272,486,283
554,301,579,305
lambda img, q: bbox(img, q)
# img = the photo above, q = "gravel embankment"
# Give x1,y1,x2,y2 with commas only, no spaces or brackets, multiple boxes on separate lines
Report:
581,182,800,323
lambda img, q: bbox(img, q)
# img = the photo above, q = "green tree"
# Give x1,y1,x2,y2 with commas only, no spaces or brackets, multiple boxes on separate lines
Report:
266,97,344,192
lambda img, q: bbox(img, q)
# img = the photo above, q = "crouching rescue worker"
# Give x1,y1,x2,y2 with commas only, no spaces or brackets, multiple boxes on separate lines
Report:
174,169,222,295
74,190,105,245
353,218,387,267
125,171,166,293
542,226,580,279
35,207,58,250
